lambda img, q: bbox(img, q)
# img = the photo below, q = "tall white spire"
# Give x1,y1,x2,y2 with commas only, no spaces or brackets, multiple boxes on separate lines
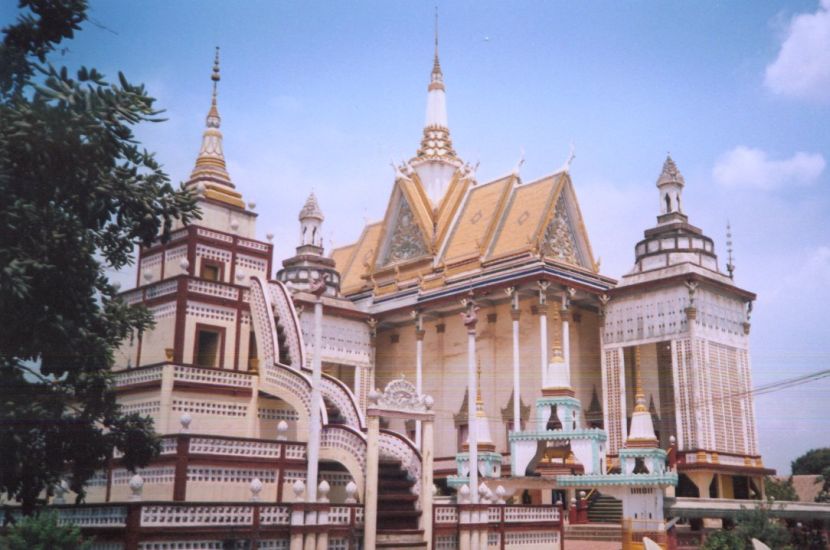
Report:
410,9,464,207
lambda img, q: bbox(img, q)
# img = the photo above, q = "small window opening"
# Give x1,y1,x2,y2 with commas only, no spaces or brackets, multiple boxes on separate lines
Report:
201,261,221,282
196,328,221,368
664,193,671,213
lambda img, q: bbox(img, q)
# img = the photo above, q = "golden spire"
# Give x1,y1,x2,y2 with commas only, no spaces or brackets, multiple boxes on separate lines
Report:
633,346,647,413
187,47,245,209
430,7,444,90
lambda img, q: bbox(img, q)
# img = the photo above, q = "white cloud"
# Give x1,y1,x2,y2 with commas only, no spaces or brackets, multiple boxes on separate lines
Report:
712,146,825,189
764,0,830,102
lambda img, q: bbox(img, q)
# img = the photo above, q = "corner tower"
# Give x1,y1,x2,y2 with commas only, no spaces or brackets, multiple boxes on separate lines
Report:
601,155,771,502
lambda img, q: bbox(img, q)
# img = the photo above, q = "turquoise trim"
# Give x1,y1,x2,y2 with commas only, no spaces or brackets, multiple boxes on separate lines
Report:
619,447,667,460
536,396,582,409
556,472,678,487
508,428,607,443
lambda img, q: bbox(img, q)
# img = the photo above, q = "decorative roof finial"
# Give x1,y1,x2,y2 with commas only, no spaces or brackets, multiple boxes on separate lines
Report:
726,221,735,279
633,346,647,413
432,6,443,86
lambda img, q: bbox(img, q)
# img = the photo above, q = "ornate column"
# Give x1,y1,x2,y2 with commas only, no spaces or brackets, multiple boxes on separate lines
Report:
538,281,550,387
561,287,575,382
421,417,435,547
461,296,479,506
364,411,380,550
413,310,425,448
158,363,175,433
685,281,705,450
306,283,325,503
506,287,522,433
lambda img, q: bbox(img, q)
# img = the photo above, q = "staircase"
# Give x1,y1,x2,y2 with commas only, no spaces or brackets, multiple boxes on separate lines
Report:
587,493,623,524
377,459,426,548
566,523,622,543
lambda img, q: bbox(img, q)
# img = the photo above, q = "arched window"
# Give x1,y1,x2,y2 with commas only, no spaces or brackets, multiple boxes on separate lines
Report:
664,193,671,213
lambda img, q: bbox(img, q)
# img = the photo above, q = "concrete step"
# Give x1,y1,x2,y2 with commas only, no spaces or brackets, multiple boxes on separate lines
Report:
567,523,622,542
377,529,426,548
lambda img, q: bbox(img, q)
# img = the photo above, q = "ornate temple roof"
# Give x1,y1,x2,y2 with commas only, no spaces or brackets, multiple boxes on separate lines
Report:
331,168,600,299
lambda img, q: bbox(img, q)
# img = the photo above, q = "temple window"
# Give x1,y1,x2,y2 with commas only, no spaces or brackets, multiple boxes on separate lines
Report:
200,260,222,281
195,325,223,368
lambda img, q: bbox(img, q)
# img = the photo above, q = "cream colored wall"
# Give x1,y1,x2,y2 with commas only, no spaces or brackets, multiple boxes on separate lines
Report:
198,201,256,239
166,390,250,435
140,314,176,366
182,301,237,368
374,297,604,459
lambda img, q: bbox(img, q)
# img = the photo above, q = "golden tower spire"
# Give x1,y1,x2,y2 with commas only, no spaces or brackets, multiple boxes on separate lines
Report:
633,346,647,413
431,6,443,88
187,47,245,209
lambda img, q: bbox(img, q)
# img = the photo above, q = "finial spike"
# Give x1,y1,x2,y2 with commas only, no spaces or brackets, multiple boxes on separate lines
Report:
726,220,735,279
211,47,221,102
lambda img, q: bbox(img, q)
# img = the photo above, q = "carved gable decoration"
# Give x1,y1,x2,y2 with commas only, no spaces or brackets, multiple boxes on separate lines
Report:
380,195,429,266
372,378,433,414
541,194,583,267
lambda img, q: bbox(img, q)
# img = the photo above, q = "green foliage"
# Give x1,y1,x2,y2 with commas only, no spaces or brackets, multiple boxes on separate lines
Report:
702,529,743,550
0,512,92,550
733,503,793,550
815,466,830,503
0,0,199,513
764,476,798,501
791,448,830,475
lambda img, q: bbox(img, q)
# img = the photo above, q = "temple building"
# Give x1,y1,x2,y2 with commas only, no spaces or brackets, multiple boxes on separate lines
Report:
28,35,777,550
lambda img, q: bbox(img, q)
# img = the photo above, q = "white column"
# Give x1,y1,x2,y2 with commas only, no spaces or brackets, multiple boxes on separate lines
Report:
421,418,435,549
158,363,175,433
670,339,684,449
538,282,550,387
364,414,380,550
462,301,479,505
415,312,425,448
508,287,522,433
306,297,323,502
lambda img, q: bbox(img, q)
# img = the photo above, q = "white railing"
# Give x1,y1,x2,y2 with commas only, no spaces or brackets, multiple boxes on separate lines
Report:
173,365,253,388
238,238,269,252
141,505,253,527
320,426,367,472
57,506,127,527
113,366,163,388
488,506,501,522
321,375,364,430
329,506,351,525
258,506,290,525
145,279,179,300
435,506,459,524
503,506,559,523
284,444,306,460
379,431,421,498
159,437,179,455
197,228,234,243
187,279,239,301
188,437,281,459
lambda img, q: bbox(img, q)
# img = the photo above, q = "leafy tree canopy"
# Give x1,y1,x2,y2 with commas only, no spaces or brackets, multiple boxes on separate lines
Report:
0,512,92,550
0,0,199,513
791,448,830,476
764,476,798,502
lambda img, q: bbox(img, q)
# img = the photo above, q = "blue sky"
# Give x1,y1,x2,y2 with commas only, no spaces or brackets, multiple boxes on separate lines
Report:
4,1,828,474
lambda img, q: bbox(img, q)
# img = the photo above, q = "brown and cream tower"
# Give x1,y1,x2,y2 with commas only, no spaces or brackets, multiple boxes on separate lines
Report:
601,155,772,500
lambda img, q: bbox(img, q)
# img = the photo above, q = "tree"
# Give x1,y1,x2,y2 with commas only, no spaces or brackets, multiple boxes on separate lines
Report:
733,503,793,550
815,466,830,503
764,476,798,501
0,0,198,513
0,512,92,550
791,448,830,475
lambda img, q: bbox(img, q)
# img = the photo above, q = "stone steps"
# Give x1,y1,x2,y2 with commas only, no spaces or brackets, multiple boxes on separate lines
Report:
567,523,623,542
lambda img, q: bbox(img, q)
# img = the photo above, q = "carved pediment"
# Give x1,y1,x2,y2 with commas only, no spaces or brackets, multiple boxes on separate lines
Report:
378,194,429,267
